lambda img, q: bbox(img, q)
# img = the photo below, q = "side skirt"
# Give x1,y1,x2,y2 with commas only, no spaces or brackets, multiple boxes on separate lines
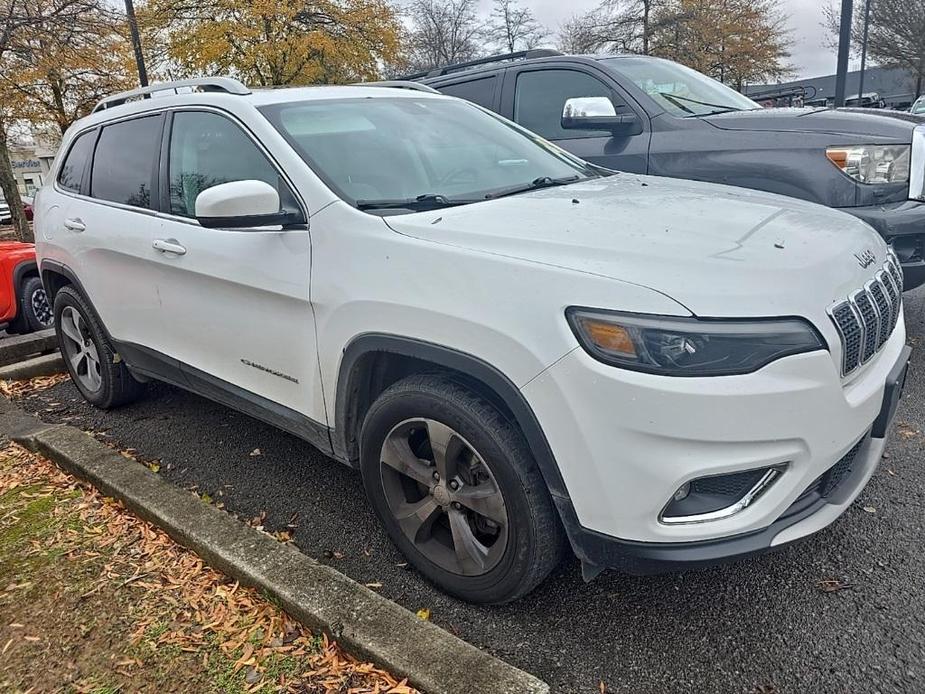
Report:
113,340,338,461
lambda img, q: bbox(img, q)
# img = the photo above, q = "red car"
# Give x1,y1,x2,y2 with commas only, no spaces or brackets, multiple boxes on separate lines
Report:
0,241,53,333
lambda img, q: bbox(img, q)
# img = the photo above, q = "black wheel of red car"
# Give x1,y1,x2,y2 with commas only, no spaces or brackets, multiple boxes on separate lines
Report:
20,276,53,331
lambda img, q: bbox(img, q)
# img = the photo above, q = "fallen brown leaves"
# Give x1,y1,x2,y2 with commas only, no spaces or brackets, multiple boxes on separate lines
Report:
0,372,70,399
0,442,418,693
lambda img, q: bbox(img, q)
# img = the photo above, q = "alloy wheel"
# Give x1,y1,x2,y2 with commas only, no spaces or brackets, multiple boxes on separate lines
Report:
30,287,53,327
379,418,509,576
59,305,102,391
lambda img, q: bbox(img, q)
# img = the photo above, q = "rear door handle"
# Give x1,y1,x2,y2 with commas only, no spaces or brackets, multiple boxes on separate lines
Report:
63,217,85,232
152,238,187,256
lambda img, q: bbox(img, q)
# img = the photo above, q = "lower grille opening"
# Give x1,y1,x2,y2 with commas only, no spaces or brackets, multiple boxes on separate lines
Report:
782,434,868,520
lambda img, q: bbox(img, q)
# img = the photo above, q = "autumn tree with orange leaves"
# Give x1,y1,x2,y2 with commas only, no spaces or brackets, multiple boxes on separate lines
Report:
142,0,403,86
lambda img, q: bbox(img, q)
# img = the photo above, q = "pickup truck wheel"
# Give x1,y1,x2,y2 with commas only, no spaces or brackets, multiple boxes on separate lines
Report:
53,286,145,408
20,277,53,331
360,374,565,604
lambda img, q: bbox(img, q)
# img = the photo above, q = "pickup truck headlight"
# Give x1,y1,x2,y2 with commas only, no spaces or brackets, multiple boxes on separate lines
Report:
566,308,825,376
826,144,910,185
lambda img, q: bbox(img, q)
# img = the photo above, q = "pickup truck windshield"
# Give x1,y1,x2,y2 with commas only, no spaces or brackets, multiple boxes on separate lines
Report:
601,56,761,117
260,97,601,213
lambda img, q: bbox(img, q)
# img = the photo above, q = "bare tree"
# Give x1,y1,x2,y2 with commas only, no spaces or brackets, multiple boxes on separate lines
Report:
405,0,483,72
557,0,666,55
487,0,548,54
824,0,925,98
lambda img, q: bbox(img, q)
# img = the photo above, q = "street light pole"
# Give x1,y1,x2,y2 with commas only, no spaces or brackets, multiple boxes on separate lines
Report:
857,0,872,106
834,0,853,107
124,0,149,87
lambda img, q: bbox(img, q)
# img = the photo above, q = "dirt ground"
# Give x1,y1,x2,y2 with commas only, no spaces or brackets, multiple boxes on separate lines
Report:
0,432,418,694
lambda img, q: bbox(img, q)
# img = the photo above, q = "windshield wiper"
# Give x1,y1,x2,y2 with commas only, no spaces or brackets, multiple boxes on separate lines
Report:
356,193,479,212
658,92,753,116
484,175,581,200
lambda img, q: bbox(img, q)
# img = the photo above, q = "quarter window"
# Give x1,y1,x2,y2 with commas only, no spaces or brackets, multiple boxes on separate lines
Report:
167,111,292,219
57,130,95,192
91,115,162,208
514,70,618,140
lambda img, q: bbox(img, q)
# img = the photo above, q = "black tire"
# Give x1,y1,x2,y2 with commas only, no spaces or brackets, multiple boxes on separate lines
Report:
20,276,54,332
53,285,145,408
360,373,566,604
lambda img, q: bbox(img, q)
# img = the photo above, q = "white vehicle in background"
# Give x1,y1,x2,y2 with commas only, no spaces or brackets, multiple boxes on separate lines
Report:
912,96,925,115
34,78,910,603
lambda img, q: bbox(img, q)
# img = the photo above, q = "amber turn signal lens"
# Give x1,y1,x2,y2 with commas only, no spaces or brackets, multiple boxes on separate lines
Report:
582,319,637,356
826,149,849,169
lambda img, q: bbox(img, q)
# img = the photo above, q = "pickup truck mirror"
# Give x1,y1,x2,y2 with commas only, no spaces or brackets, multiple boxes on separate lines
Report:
195,180,305,229
561,97,640,135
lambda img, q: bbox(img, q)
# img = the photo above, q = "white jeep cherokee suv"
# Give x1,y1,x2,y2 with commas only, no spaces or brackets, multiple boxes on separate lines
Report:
35,77,910,603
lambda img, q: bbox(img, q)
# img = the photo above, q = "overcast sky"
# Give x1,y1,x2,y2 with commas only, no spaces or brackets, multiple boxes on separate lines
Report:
477,0,859,81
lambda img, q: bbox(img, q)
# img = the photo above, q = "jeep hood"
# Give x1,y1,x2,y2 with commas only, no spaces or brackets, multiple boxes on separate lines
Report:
703,107,920,141
383,174,889,318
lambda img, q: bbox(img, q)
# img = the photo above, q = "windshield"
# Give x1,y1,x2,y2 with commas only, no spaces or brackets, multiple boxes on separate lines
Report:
913,98,925,114
260,97,601,213
601,56,760,117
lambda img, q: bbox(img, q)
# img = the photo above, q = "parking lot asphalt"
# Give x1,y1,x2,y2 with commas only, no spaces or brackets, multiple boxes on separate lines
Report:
14,288,925,694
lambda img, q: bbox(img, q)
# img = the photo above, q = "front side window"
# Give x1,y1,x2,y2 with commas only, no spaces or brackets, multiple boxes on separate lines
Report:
514,70,617,140
168,111,294,218
260,97,601,213
91,115,162,208
57,130,96,192
601,56,760,118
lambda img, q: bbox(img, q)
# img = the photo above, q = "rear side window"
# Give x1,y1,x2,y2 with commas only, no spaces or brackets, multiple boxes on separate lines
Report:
514,69,616,140
167,111,295,219
57,130,95,192
440,77,497,109
91,115,162,208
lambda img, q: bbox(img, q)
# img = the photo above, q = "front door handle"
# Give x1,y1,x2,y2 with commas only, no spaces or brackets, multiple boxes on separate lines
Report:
152,238,187,256
63,217,86,232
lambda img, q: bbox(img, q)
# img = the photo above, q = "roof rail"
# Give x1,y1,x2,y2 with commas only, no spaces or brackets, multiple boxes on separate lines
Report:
358,80,441,94
400,49,563,80
92,77,251,113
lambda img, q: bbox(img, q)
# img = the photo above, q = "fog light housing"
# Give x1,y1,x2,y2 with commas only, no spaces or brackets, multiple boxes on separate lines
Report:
661,466,784,525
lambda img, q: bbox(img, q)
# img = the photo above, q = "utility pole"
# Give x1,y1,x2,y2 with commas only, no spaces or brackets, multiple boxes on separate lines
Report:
124,0,148,87
834,0,853,107
857,0,872,106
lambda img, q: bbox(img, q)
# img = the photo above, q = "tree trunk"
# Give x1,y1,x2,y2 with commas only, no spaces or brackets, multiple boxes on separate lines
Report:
0,123,33,243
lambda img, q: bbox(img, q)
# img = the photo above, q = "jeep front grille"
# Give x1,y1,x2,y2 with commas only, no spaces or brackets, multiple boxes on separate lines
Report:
828,253,903,376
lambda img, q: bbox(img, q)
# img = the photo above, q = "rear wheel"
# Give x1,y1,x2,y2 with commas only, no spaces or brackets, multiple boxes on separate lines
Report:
53,286,145,408
360,374,565,603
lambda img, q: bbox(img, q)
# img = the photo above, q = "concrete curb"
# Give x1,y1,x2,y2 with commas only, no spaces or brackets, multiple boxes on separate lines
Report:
0,397,549,694
0,352,65,380
0,329,58,366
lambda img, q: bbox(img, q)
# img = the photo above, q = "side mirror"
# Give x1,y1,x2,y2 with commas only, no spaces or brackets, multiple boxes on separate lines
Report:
195,180,304,229
561,97,640,135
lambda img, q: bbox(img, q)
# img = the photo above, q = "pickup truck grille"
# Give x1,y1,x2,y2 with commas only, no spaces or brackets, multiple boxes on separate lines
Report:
828,254,903,376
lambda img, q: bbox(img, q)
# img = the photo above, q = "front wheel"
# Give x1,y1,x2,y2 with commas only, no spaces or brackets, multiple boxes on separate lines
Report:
360,374,566,603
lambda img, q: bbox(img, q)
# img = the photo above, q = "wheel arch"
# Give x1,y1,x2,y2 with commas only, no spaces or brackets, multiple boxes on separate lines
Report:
334,333,570,501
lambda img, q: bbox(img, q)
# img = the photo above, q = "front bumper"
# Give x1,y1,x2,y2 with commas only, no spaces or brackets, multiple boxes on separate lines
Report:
842,200,925,290
522,321,909,574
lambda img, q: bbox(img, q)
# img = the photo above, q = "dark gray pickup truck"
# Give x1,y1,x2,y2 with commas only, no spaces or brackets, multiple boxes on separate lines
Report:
408,50,925,289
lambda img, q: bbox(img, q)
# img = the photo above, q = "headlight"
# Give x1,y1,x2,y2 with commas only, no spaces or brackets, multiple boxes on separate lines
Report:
826,144,910,184
566,308,825,376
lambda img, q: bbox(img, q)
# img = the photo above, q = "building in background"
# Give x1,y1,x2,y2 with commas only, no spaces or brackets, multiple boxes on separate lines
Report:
747,66,920,110
6,135,58,196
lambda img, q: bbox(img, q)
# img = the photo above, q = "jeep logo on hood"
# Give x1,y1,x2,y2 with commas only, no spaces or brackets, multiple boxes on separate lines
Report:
855,249,877,269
